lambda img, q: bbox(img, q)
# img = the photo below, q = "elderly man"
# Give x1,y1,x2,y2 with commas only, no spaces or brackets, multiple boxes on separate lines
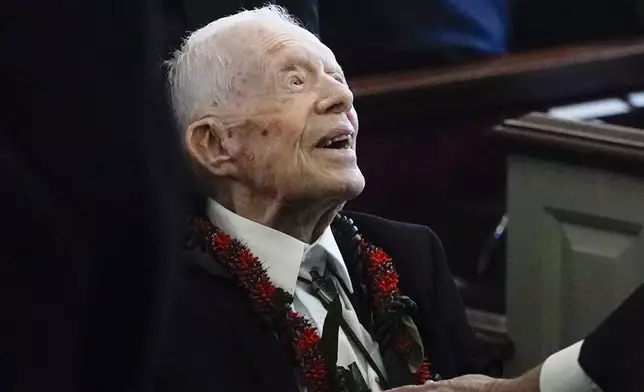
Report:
158,6,494,392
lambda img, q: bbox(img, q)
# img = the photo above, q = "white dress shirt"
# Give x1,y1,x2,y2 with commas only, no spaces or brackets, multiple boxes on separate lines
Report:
207,199,385,392
540,340,602,392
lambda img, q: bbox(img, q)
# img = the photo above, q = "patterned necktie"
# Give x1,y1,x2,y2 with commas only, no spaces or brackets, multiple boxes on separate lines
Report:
303,268,386,391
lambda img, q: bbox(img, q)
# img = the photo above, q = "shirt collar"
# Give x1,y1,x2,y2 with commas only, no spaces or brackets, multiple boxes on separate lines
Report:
206,199,353,295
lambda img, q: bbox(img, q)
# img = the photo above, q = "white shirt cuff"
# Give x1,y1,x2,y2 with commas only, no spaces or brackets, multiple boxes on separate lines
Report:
539,340,602,392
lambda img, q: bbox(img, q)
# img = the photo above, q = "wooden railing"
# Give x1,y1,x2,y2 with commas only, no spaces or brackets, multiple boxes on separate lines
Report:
351,39,644,125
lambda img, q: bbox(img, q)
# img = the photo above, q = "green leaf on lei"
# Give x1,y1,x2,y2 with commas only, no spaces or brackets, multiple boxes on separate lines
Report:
382,347,416,388
401,315,425,373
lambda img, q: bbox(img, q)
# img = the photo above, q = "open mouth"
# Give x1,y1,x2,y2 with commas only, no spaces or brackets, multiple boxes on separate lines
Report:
316,133,353,150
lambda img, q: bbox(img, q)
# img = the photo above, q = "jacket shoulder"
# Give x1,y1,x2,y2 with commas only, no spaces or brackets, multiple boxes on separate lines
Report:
342,210,446,299
342,210,443,251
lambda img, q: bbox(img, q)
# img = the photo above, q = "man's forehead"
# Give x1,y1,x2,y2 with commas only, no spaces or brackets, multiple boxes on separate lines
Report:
242,22,340,71
272,43,340,70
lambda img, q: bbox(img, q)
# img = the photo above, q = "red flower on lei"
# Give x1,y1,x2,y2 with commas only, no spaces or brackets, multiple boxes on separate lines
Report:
192,216,432,392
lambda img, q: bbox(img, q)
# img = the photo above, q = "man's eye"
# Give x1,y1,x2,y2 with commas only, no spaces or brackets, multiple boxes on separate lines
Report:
288,75,304,87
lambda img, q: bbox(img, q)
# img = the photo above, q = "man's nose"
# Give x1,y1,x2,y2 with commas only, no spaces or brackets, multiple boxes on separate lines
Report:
315,80,354,115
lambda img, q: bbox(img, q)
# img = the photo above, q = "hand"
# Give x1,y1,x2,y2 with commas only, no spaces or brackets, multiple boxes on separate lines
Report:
385,366,541,392
385,375,500,392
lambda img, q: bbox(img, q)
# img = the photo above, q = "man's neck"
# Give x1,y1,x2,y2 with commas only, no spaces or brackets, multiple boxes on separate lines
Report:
214,189,343,244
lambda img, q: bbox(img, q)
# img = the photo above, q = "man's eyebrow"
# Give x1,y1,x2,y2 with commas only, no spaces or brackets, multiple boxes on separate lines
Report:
280,57,315,72
326,66,344,76
279,54,341,75
280,62,307,71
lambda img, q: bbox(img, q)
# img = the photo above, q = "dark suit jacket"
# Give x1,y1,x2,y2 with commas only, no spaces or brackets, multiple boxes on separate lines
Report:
155,211,496,391
1,0,188,390
579,283,644,392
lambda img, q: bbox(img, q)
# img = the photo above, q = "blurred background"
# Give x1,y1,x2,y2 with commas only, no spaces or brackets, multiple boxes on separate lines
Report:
164,0,644,74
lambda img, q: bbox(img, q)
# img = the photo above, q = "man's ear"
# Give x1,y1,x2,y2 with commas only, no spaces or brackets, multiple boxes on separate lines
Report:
185,117,239,178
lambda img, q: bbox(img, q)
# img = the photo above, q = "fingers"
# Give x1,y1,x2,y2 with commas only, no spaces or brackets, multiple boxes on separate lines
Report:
385,382,446,392
385,385,428,392
385,375,501,392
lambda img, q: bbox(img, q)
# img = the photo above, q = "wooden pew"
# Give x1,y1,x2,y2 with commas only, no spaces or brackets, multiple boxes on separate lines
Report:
494,112,644,375
346,40,644,316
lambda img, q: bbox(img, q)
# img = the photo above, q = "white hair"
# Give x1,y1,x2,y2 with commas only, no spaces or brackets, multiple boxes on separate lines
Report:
166,5,303,132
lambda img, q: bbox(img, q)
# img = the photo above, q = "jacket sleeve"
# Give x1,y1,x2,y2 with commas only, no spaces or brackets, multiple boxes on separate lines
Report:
578,283,644,392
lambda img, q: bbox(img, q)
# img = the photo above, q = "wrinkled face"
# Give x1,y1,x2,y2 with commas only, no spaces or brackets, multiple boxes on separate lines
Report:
194,22,365,203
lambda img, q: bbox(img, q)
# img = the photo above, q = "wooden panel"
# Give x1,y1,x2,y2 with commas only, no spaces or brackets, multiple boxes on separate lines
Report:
505,154,644,375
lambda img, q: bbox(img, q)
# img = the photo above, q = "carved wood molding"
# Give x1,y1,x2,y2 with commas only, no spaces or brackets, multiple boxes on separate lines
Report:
351,41,644,97
493,112,644,175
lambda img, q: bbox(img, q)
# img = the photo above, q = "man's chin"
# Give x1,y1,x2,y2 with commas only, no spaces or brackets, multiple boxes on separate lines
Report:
296,170,365,202
327,176,366,202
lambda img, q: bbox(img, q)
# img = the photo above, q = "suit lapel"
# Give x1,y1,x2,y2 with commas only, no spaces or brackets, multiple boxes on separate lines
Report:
332,221,372,330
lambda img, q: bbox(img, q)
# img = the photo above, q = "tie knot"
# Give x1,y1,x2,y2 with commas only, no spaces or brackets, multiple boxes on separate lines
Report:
305,267,339,307
300,244,328,280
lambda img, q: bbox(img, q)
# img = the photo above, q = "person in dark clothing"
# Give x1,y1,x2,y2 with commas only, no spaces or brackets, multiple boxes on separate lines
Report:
511,0,644,51
158,6,498,392
319,0,508,75
1,0,188,390
0,2,496,391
